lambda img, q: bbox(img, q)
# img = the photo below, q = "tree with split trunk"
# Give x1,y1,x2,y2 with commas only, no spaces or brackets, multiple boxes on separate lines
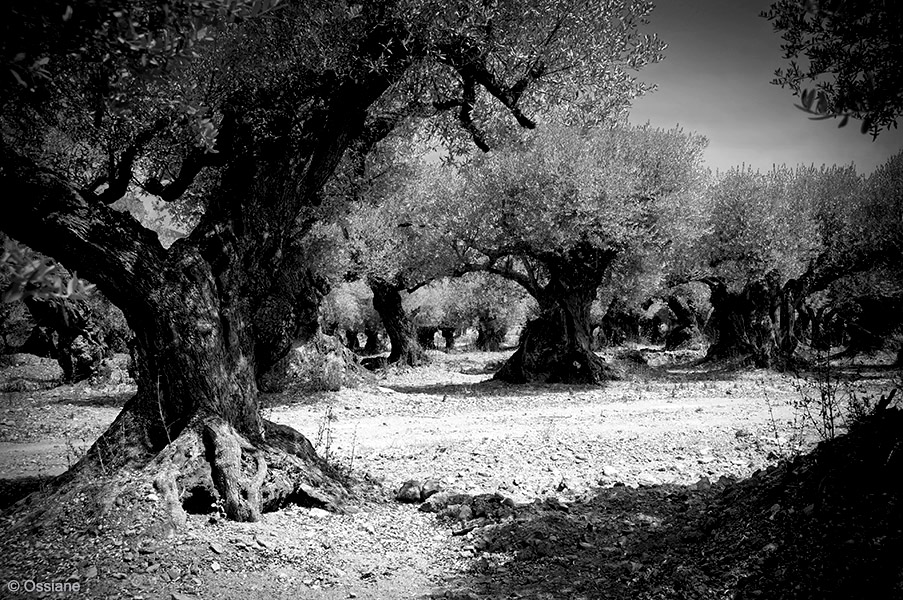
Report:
425,124,707,383
683,164,889,368
3,0,666,522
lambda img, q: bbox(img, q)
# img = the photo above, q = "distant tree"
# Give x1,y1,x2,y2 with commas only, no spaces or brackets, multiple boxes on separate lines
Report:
1,235,121,381
763,0,903,135
685,164,872,367
405,273,534,351
320,282,383,353
428,124,707,383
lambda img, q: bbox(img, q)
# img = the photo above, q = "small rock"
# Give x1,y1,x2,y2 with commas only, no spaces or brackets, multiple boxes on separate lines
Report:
457,505,473,521
309,508,330,519
395,480,423,503
210,561,221,572
255,536,272,549
695,477,712,491
421,480,442,500
209,542,225,554
146,563,160,573
172,594,195,600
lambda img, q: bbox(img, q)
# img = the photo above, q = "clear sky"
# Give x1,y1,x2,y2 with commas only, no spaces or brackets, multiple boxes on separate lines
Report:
627,0,903,174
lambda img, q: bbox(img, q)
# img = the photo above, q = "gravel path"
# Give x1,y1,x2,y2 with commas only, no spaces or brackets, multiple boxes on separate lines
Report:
0,350,835,600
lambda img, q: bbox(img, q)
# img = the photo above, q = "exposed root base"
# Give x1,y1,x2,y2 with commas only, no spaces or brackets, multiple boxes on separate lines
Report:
495,346,620,385
3,416,345,536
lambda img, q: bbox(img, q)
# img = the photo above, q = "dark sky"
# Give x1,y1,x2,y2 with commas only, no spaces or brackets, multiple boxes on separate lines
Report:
627,0,903,174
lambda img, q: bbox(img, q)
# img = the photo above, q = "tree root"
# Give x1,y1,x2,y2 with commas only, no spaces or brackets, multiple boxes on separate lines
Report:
4,412,346,534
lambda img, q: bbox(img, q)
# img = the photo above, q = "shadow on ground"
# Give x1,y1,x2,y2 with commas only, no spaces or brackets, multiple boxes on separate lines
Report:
0,475,51,510
437,409,903,600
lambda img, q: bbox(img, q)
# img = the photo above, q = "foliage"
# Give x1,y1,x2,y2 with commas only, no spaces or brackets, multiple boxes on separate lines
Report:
405,272,534,332
763,0,903,136
320,281,381,334
1,237,95,304
425,123,708,304
687,164,863,293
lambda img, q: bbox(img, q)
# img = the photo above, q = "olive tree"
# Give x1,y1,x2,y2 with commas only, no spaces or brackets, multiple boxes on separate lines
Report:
2,0,666,521
429,123,707,383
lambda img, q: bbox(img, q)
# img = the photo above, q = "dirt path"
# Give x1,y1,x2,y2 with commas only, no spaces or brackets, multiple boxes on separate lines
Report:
0,350,850,600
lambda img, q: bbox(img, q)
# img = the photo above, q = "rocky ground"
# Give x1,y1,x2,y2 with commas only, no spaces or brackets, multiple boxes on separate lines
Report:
0,348,900,599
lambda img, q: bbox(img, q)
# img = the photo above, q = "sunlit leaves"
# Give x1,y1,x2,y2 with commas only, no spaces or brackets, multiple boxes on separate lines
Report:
695,164,864,292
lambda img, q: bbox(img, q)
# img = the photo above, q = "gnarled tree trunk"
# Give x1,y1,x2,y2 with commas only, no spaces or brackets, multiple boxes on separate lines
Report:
703,276,785,368
664,294,700,350
475,316,506,351
1,84,378,524
24,296,109,382
369,277,427,366
495,281,617,384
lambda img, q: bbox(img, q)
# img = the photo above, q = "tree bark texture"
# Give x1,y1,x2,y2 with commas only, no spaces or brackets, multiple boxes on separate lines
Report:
475,317,506,351
494,244,620,384
702,276,793,369
0,79,383,522
369,278,428,366
664,295,701,351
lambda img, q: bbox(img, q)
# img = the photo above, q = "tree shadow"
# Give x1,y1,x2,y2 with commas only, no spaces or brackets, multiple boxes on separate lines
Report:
436,481,727,599
0,475,51,510
436,410,903,599
49,391,132,408
384,380,601,399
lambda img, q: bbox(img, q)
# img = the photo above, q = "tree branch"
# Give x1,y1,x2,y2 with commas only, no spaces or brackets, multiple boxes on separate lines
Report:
1,139,167,310
90,118,169,205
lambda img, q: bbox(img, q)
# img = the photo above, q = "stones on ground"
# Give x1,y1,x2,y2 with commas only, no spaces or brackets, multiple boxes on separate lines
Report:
395,479,423,503
421,479,442,500
209,542,225,554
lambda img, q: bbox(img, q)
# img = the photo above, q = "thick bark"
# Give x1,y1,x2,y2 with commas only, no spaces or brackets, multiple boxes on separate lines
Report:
495,285,617,384
475,317,506,351
665,295,700,350
440,326,456,351
703,277,785,368
24,296,109,382
369,278,427,366
0,78,381,521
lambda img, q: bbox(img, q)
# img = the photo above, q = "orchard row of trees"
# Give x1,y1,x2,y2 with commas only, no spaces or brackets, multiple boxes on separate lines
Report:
1,0,899,523
308,125,901,379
